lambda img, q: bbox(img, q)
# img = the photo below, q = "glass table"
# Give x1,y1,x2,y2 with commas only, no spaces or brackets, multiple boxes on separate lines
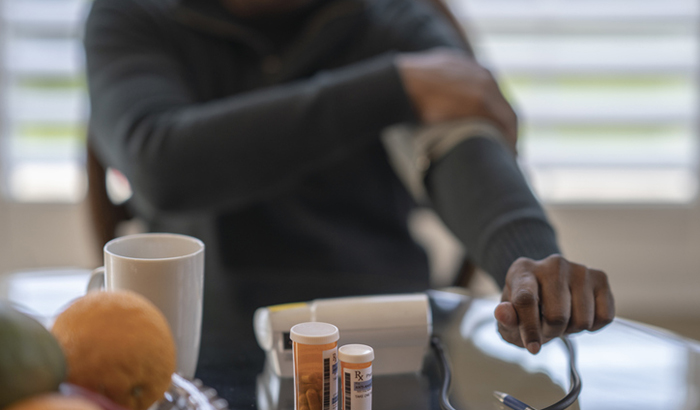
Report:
3,269,699,410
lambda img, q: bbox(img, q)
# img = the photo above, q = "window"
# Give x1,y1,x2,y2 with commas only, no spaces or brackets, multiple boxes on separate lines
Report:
452,0,699,204
2,0,697,204
0,0,89,203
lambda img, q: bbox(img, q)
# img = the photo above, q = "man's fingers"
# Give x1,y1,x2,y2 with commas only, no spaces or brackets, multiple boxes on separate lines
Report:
566,267,595,334
497,321,524,348
484,88,519,152
540,258,571,339
510,273,542,354
591,269,615,331
495,302,523,347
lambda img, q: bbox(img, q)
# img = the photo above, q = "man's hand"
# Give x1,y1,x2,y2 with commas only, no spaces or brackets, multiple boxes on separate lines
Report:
494,254,615,354
396,48,518,151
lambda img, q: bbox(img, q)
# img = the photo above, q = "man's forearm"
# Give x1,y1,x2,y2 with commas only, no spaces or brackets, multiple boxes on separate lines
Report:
423,134,559,285
89,54,414,213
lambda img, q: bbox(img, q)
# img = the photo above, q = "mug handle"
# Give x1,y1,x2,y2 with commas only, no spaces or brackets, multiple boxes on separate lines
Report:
87,266,105,292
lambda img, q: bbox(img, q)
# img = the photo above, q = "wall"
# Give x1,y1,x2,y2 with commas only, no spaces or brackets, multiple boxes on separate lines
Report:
549,204,700,322
0,199,98,275
1,192,699,336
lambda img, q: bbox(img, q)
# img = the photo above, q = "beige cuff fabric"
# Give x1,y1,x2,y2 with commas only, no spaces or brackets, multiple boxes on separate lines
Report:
381,119,512,203
414,119,510,173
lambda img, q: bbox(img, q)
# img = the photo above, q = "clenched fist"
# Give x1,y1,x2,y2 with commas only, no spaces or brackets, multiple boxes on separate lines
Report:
495,255,615,354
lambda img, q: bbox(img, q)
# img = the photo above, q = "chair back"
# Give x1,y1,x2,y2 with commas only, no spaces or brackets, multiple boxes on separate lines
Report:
85,140,132,254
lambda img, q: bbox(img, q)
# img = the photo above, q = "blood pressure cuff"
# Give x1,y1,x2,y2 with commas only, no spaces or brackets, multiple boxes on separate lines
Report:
421,123,560,287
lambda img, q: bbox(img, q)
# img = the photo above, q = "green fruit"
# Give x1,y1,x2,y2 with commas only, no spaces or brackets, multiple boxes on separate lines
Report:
0,302,67,408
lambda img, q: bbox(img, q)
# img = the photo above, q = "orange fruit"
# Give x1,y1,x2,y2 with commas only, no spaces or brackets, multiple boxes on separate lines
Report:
4,393,101,410
51,290,176,410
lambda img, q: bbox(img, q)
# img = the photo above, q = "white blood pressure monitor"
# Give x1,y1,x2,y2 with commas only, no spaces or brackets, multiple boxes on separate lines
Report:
253,293,432,377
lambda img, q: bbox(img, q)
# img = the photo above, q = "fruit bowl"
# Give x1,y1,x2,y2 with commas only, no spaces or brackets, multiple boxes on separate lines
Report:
60,374,229,410
157,374,229,410
4,274,229,410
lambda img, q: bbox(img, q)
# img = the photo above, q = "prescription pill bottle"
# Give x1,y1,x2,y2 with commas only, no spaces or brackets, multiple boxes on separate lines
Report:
339,344,374,410
291,322,340,410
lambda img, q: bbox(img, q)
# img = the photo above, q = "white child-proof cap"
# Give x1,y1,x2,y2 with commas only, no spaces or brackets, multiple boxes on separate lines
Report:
290,322,340,345
339,344,374,364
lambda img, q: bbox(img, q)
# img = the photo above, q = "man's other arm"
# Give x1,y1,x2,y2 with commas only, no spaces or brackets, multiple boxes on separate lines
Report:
85,0,418,213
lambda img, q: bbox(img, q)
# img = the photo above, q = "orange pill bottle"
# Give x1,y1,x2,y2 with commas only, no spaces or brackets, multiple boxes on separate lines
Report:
290,322,340,410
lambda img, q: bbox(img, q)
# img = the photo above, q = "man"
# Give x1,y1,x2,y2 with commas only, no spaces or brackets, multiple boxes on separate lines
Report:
84,0,614,370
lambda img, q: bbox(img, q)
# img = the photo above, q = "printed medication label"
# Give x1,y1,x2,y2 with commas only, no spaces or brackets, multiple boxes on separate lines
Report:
323,348,339,410
343,367,372,410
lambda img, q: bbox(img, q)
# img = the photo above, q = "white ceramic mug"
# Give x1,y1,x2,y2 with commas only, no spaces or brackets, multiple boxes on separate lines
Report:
88,233,204,379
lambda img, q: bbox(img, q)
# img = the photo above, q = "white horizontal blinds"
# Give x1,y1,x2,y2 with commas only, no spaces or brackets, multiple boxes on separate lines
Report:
451,0,699,203
1,0,696,204
0,0,89,202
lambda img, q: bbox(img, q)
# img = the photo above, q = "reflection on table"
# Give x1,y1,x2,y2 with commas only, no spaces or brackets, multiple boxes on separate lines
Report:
431,290,700,410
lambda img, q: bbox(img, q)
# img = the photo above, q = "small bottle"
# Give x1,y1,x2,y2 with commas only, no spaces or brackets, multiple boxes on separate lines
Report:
291,322,340,410
339,344,374,410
